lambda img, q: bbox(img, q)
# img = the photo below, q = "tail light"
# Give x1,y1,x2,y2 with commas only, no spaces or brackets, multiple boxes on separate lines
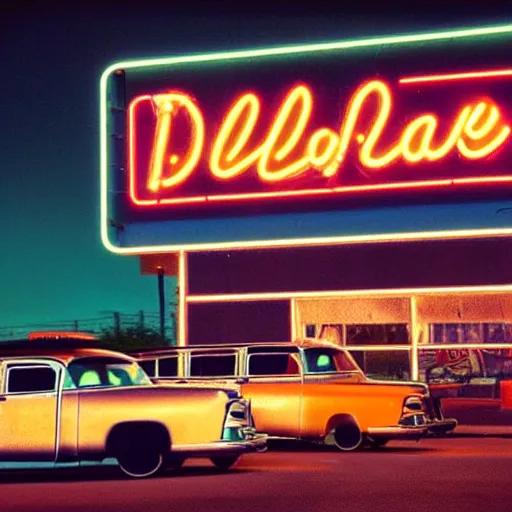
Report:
399,395,428,426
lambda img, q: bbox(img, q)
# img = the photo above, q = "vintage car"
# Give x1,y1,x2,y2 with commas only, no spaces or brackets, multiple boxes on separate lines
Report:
0,339,266,478
132,339,457,451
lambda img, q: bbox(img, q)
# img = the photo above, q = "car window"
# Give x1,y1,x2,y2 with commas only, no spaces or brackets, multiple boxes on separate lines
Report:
303,348,359,374
139,360,156,377
6,365,57,394
247,353,301,376
68,357,151,388
62,369,77,389
158,356,179,377
78,370,102,387
190,354,237,377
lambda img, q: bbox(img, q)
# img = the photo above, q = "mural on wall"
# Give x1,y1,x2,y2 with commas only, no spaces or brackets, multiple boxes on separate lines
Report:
421,349,484,382
420,322,512,384
420,348,512,386
312,321,512,384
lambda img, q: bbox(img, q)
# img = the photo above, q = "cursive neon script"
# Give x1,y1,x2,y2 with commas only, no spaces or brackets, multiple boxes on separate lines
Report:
140,80,511,193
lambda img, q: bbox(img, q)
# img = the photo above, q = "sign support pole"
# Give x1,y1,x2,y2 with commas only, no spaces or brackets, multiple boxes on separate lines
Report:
178,251,188,346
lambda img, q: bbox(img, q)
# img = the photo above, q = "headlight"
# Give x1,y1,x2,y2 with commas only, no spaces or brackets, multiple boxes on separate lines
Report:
221,399,253,440
225,400,248,423
222,399,251,441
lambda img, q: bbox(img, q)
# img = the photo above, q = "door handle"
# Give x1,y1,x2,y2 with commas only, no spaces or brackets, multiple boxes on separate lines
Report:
0,396,6,402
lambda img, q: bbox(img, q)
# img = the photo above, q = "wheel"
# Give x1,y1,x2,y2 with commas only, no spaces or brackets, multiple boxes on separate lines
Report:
332,422,363,452
116,443,164,478
365,437,389,449
210,455,240,471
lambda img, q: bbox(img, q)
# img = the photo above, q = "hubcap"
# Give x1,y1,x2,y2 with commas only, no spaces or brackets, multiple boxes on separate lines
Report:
118,449,163,478
333,423,362,451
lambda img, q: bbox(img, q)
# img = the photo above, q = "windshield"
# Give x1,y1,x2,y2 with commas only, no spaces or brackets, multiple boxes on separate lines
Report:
303,347,360,374
68,357,152,388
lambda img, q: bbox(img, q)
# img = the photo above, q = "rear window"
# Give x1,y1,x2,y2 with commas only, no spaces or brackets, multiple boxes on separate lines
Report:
190,354,237,377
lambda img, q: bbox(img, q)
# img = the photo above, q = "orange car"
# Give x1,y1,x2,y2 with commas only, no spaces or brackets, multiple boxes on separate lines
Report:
0,340,266,477
134,339,457,451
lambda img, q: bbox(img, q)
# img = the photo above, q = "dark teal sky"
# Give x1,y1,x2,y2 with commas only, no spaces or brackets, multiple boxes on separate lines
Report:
0,1,510,328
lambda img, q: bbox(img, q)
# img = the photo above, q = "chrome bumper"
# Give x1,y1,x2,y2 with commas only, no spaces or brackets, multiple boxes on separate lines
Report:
172,430,268,457
366,425,428,439
426,418,458,436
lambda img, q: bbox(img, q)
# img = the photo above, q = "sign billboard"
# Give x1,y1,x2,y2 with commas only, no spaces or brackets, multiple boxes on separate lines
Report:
100,24,512,254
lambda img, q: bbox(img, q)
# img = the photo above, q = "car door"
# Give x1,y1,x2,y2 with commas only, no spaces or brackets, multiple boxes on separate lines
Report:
0,359,61,461
241,351,302,438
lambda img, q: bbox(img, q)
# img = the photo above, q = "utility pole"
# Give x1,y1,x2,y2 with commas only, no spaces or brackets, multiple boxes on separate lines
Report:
169,287,179,346
113,312,121,338
157,267,165,340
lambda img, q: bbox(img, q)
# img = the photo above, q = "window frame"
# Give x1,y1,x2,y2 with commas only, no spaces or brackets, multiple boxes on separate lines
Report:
344,323,411,347
245,351,303,378
2,359,63,396
187,352,239,378
301,347,362,375
156,354,180,378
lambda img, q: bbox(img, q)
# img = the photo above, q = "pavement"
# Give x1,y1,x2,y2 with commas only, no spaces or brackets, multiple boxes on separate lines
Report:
2,437,512,512
451,425,512,437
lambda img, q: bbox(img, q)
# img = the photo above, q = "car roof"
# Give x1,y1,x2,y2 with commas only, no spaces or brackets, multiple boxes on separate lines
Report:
0,339,136,365
130,338,341,358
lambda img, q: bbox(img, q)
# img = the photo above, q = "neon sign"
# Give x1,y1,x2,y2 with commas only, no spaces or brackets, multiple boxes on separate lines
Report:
101,23,512,254
128,71,512,207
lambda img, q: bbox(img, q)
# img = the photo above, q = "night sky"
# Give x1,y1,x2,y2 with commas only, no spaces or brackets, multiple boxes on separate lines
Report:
1,1,511,329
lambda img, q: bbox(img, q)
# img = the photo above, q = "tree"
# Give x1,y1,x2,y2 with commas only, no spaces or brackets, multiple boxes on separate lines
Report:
97,325,173,352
